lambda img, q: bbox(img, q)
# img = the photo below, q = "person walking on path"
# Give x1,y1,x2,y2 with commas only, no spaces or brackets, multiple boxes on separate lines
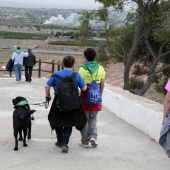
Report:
12,46,28,83
162,79,170,125
45,56,87,153
78,48,106,148
159,79,170,157
24,48,36,82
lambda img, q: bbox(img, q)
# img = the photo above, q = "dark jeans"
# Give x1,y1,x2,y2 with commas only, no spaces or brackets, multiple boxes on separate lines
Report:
55,127,72,145
25,66,33,82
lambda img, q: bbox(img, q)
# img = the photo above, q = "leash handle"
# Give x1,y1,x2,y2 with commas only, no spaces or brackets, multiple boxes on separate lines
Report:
45,101,49,109
45,97,51,109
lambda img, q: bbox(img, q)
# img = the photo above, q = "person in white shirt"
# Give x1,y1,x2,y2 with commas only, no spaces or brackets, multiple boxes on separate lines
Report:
12,47,28,83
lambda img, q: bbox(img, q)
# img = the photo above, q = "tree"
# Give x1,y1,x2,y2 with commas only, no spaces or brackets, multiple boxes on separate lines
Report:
55,32,62,37
133,1,170,95
50,30,54,37
78,0,170,95
77,10,97,46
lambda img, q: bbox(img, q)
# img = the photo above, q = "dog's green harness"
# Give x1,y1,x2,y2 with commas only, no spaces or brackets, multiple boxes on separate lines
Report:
15,100,29,106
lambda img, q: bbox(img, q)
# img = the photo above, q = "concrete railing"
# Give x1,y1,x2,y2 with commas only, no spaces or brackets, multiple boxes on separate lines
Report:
102,83,163,142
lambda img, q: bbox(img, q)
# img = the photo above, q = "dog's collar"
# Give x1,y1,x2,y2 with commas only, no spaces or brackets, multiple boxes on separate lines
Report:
15,100,28,106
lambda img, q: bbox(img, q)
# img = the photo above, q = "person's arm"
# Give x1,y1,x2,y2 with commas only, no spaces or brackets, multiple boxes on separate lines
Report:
98,65,106,93
163,91,170,125
81,85,87,91
11,52,15,61
24,52,29,57
34,55,36,65
45,84,51,101
77,71,87,91
100,79,105,93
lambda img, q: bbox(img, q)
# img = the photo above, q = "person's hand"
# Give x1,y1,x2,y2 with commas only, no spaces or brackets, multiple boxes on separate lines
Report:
46,96,51,102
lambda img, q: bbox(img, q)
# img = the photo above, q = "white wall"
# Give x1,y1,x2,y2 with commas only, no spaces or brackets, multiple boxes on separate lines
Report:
103,83,164,142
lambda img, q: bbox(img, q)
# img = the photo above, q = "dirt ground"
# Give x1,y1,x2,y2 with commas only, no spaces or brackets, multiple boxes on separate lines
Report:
0,39,165,105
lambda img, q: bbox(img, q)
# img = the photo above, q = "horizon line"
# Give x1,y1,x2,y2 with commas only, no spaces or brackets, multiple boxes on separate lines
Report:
0,3,100,10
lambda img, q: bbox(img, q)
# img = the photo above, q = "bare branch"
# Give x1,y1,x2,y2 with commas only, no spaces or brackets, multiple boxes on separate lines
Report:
160,51,170,58
101,41,125,60
111,50,126,60
112,40,126,56
144,37,157,59
159,40,170,54
155,64,170,74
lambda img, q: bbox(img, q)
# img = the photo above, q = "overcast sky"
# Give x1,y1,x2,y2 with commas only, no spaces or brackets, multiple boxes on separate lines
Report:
1,0,102,9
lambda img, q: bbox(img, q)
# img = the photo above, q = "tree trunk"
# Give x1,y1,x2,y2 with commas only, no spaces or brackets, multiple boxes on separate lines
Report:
137,59,158,95
124,6,144,90
137,74,155,96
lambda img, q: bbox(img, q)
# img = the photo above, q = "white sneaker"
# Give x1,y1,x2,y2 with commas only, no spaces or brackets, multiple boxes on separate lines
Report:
16,81,19,84
89,138,98,147
79,142,89,148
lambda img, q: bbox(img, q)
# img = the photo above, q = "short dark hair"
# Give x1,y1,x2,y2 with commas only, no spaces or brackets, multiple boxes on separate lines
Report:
84,48,96,61
17,46,20,50
62,56,75,68
28,48,31,52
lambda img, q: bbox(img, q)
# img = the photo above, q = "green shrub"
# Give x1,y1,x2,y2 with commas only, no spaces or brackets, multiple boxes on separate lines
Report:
129,77,144,94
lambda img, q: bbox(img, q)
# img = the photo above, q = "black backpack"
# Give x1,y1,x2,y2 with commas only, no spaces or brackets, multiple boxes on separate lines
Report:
52,72,80,111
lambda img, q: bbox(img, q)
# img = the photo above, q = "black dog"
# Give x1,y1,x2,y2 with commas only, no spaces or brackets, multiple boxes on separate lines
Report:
12,96,35,151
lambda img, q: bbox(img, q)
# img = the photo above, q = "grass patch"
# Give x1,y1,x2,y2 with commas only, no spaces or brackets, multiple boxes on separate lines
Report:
48,39,102,47
0,31,48,40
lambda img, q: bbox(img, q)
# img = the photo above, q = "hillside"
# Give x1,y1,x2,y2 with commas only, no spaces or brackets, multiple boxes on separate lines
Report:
0,38,165,105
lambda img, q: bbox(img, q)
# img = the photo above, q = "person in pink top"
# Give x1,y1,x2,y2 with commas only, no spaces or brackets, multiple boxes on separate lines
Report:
163,79,170,125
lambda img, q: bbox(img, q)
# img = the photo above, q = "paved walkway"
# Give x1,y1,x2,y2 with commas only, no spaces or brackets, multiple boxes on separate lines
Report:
0,77,169,170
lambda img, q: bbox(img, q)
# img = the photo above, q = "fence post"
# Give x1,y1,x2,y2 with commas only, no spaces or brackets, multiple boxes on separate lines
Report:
38,59,41,78
58,60,61,71
52,60,54,73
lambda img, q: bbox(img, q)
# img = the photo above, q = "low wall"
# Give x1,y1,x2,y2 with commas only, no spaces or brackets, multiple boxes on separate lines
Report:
103,83,163,142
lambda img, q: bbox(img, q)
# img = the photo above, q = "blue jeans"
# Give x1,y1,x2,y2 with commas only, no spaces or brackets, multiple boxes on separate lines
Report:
55,127,72,145
14,64,22,81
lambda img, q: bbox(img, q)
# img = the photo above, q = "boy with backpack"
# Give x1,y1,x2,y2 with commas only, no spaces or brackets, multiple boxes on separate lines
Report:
79,48,106,148
45,56,87,153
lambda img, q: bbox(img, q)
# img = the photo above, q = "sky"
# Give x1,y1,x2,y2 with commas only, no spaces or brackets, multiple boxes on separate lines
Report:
0,0,102,9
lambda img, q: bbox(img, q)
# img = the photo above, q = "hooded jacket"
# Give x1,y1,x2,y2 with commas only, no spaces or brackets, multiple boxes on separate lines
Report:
12,50,28,65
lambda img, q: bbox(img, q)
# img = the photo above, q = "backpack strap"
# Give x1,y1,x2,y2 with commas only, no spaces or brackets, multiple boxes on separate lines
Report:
70,72,78,79
51,72,77,80
51,74,63,80
50,74,63,91
85,66,99,81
